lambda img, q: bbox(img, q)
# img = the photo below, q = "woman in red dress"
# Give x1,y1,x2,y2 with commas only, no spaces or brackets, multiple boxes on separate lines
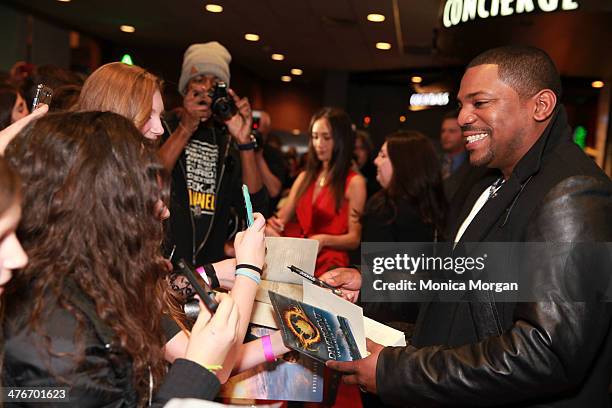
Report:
268,107,366,277
269,108,366,406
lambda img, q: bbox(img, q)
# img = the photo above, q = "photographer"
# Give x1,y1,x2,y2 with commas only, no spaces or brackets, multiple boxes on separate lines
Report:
159,42,268,266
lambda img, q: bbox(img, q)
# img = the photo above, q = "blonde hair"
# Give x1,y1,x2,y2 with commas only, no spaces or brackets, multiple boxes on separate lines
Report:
75,62,162,131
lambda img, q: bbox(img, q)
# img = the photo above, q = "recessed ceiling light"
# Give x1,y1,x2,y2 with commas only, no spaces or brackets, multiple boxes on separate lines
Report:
272,53,285,61
376,42,391,50
399,115,406,123
591,80,604,88
411,76,423,83
281,75,292,82
244,33,260,42
57,0,71,2
120,25,136,33
205,4,223,13
290,68,303,76
367,14,385,22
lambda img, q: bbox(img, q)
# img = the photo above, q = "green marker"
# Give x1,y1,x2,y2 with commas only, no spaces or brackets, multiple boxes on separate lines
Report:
242,184,254,227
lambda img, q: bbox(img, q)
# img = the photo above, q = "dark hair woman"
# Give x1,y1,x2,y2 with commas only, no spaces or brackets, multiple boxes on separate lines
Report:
362,130,447,322
267,107,366,277
2,111,240,407
366,130,447,242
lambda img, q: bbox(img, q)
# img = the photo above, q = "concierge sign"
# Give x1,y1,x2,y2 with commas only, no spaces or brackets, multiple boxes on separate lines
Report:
442,0,580,27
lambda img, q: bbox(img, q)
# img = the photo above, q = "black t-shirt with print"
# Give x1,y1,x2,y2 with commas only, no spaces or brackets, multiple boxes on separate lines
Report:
163,115,269,265
183,127,220,250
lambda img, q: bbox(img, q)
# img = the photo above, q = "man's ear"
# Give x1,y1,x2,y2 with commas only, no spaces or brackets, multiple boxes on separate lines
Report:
532,89,557,122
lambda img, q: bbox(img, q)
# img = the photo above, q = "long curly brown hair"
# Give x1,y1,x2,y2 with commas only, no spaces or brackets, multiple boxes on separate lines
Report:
0,156,20,215
5,111,169,404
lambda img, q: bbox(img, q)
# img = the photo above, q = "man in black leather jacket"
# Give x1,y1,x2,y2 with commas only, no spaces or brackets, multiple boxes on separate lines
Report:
324,46,612,407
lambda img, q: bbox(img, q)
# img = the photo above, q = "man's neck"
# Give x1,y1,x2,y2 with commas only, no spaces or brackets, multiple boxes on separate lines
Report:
499,120,551,180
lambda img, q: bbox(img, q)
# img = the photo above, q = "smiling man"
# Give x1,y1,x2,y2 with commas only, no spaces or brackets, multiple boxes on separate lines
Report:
324,46,612,407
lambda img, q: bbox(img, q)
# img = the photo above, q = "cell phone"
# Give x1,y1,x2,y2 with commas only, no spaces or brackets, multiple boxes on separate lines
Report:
242,184,254,227
32,84,53,111
174,258,219,313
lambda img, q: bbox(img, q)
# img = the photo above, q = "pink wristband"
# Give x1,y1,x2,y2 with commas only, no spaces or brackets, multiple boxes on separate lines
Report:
195,266,210,285
262,335,276,362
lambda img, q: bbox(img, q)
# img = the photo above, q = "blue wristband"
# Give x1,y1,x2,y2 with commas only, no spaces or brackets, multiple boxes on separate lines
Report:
235,268,261,285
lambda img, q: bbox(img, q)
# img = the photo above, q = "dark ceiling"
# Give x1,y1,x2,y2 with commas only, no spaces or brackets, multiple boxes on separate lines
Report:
6,0,451,79
6,0,612,80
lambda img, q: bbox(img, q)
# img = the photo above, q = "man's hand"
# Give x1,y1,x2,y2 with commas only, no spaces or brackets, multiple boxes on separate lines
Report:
181,84,211,132
326,339,384,393
225,89,252,144
319,267,362,303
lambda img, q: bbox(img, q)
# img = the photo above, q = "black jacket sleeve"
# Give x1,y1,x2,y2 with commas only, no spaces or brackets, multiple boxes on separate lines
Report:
376,176,612,407
152,359,220,407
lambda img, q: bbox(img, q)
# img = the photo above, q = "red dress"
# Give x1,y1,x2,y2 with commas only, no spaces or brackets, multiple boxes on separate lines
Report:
290,170,357,277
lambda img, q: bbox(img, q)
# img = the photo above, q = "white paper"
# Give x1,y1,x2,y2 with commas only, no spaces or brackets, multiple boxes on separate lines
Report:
255,280,302,305
249,301,278,329
302,283,367,357
262,237,318,284
363,316,406,347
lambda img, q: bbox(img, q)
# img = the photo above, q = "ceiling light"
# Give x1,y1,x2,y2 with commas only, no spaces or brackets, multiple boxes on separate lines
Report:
281,75,292,82
57,0,71,2
591,80,604,88
376,42,392,50
399,115,406,123
367,14,385,22
120,25,136,33
244,33,260,41
290,68,303,76
205,4,223,13
411,76,423,83
272,53,285,61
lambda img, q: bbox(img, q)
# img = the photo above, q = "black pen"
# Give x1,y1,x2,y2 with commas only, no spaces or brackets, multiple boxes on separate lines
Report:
287,265,343,296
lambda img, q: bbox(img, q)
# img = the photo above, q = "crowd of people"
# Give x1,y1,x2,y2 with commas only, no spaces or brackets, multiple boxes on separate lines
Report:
0,42,610,408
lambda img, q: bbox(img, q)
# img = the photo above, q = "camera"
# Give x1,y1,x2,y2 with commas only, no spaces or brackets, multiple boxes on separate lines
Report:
208,81,237,122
